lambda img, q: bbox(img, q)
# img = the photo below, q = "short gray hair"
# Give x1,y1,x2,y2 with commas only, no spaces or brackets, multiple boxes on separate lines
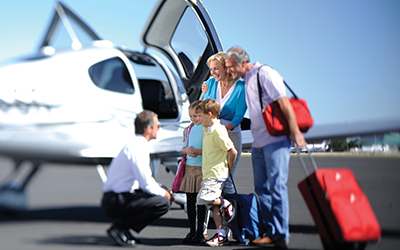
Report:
225,47,250,64
135,110,157,135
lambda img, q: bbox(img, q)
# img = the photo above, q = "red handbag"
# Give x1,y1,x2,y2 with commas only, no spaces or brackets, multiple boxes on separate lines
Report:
171,125,192,193
257,66,314,136
171,155,186,193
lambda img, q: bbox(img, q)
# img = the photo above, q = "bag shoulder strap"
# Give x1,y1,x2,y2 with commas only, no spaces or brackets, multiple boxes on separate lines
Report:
256,69,265,112
230,173,238,194
185,125,192,148
256,65,298,112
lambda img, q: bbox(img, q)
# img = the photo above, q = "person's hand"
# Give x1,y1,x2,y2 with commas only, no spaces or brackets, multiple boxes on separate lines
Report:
291,130,306,148
222,125,231,133
202,82,208,93
168,191,175,205
164,189,175,205
183,146,194,157
186,146,196,157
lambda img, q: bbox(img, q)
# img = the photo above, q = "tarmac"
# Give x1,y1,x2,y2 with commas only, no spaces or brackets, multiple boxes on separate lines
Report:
0,153,399,250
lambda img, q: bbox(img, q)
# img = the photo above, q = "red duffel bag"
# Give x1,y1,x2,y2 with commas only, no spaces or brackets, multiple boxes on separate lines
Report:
257,66,314,136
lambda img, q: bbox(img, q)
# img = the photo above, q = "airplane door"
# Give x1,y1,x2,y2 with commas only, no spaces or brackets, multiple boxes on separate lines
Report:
140,0,223,103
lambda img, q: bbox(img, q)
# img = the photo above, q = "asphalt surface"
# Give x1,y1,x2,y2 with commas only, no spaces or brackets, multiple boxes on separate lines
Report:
0,153,399,250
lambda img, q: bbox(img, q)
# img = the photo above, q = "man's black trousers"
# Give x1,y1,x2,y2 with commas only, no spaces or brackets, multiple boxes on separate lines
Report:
101,190,170,233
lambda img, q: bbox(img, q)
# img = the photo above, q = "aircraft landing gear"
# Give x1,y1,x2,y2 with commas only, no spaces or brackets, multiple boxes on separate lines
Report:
0,159,41,213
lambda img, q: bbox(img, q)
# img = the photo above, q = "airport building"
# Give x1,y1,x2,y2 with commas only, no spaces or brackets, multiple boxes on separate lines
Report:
348,133,400,153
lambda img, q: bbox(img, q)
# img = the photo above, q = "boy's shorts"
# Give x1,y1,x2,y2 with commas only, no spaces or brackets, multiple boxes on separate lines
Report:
197,178,224,208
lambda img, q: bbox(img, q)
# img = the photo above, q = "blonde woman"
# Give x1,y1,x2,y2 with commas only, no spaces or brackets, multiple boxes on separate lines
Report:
202,52,247,195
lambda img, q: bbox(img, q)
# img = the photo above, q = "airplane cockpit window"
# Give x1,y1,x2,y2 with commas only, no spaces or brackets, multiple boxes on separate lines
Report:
88,57,134,94
170,7,208,78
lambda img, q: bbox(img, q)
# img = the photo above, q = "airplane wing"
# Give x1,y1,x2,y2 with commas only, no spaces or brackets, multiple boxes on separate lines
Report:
303,117,400,143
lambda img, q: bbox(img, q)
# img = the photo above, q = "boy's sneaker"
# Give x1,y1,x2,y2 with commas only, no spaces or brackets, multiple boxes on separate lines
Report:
221,200,236,224
206,233,229,247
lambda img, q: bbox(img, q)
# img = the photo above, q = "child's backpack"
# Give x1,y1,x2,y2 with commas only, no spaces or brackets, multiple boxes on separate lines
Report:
225,177,264,245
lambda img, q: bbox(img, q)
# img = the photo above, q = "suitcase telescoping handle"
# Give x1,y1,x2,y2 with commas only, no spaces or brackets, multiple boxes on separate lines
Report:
294,146,318,177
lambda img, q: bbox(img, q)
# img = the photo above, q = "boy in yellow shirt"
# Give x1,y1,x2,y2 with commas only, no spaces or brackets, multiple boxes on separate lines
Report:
196,99,238,247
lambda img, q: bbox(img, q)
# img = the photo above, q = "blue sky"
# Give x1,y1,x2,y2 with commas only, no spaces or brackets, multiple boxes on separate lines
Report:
1,0,399,125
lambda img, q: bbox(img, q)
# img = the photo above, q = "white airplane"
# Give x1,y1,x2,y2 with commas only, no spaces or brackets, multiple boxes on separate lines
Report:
0,0,254,212
1,0,399,213
306,140,329,152
291,140,329,153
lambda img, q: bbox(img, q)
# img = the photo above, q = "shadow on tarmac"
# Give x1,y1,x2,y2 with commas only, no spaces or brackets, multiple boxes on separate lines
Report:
1,205,399,249
0,206,110,223
2,206,400,238
34,235,192,247
0,206,188,226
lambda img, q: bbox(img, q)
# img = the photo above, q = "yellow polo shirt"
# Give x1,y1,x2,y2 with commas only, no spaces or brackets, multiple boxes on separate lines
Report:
202,120,234,180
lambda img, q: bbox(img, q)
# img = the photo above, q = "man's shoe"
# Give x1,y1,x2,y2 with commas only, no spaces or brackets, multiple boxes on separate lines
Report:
107,225,137,247
221,200,236,224
274,238,289,249
206,233,229,247
252,235,276,245
124,228,142,244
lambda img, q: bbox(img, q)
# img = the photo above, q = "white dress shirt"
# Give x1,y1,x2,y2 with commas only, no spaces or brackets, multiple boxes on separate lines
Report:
103,135,165,197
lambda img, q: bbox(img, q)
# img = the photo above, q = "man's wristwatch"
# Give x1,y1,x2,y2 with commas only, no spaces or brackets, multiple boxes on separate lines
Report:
169,191,175,201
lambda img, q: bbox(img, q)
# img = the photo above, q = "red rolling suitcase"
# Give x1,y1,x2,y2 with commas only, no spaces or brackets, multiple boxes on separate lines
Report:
296,150,381,250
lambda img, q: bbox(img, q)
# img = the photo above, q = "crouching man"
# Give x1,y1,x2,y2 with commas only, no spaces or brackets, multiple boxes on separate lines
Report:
101,110,174,247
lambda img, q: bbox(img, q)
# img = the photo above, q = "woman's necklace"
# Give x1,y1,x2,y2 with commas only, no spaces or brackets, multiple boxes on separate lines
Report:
221,82,230,89
221,82,232,98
